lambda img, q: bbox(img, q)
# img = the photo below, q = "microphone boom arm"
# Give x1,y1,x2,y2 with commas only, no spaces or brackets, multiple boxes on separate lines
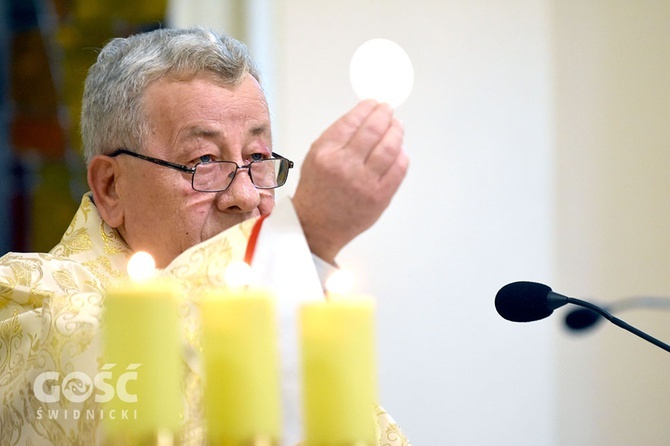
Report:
568,297,670,353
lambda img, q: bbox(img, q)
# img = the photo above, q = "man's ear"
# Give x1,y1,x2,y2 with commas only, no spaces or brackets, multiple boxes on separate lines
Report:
87,155,124,228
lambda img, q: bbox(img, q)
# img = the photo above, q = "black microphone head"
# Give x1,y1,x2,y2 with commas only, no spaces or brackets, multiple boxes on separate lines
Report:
495,281,561,322
564,307,601,331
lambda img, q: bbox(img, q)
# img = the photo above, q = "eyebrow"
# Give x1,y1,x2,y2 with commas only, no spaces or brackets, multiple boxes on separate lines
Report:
184,123,270,140
249,124,270,136
184,126,220,139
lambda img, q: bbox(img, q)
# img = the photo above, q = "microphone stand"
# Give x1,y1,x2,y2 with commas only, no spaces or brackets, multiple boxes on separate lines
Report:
568,297,670,353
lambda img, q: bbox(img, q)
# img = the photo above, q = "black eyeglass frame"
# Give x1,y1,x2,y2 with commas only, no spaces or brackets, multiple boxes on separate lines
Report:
107,148,294,192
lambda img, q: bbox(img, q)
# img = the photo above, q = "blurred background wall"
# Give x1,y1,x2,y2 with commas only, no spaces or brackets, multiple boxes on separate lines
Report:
2,0,669,444
553,1,670,445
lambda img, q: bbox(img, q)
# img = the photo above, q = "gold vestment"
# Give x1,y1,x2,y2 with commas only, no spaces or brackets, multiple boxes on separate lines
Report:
0,194,409,445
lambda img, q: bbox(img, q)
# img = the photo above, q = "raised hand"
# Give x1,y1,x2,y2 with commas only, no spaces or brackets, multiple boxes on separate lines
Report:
292,100,409,264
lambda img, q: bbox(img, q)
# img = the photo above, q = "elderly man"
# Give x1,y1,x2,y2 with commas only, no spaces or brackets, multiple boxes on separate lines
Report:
0,27,409,444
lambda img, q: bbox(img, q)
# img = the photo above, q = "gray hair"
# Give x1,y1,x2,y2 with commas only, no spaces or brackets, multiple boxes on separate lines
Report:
80,27,261,164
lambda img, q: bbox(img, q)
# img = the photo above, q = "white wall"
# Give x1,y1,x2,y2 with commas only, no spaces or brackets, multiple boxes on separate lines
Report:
553,1,670,445
275,1,556,444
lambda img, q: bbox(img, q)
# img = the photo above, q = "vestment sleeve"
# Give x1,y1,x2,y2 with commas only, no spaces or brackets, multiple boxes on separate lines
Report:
0,253,105,444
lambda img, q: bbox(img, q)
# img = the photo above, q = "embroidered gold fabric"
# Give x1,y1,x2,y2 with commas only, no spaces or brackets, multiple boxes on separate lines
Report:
0,193,410,445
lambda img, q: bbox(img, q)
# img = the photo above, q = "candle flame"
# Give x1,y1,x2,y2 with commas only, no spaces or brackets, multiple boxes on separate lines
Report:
325,269,356,296
127,251,156,281
224,261,252,288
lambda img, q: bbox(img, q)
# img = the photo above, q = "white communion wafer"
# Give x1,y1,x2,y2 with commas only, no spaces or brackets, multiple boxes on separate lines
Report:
349,38,414,108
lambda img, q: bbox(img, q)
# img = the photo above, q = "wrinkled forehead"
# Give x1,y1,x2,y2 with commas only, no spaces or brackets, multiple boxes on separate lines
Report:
137,73,272,155
138,71,269,123
143,70,267,110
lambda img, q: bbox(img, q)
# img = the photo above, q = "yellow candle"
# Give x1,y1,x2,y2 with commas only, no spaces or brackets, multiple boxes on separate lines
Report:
299,296,377,446
201,286,281,444
102,252,182,435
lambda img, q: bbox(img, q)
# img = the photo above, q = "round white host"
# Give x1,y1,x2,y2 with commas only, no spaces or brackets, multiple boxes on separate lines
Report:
349,38,414,108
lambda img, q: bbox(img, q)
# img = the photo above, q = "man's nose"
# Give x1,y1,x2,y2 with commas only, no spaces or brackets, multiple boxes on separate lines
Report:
217,168,261,211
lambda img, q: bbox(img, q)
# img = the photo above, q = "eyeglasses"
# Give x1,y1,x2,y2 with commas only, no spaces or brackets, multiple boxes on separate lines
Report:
108,148,294,192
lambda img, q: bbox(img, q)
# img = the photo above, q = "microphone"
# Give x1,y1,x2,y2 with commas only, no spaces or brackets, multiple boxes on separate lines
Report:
495,281,670,354
565,296,670,331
